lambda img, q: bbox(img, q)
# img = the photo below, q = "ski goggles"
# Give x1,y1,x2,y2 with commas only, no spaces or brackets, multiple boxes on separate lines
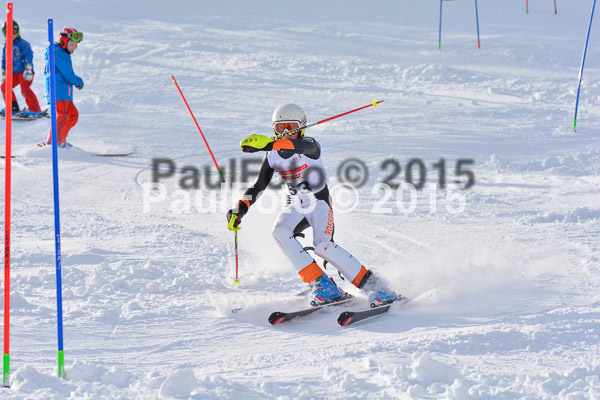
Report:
61,31,84,42
273,121,301,135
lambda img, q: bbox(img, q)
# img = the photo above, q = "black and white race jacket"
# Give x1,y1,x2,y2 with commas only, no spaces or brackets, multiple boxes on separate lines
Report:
242,136,330,206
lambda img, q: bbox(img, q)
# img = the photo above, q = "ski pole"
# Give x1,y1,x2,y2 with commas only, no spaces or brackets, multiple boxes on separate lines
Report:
573,0,597,132
233,231,240,284
273,100,384,140
171,76,225,183
554,0,558,14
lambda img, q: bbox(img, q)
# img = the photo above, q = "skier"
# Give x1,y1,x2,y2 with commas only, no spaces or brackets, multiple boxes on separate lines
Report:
1,20,42,117
43,27,84,147
227,104,398,306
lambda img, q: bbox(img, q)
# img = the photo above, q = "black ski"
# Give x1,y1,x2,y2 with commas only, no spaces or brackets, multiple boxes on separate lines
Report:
268,295,353,325
337,296,411,327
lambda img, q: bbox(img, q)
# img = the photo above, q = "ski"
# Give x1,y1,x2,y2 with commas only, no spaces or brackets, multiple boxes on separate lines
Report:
268,294,354,325
337,296,411,327
34,144,138,157
86,146,138,157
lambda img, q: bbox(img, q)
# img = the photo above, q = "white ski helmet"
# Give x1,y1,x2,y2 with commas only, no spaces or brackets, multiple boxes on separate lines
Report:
272,104,307,137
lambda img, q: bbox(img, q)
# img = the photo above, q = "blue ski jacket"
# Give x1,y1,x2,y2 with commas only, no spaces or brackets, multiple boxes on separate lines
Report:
44,43,83,103
2,37,34,74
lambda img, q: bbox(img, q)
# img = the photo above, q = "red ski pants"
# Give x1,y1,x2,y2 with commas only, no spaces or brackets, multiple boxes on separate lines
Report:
1,71,41,112
46,101,79,144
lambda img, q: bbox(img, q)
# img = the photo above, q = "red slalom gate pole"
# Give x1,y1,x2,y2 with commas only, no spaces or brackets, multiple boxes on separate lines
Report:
3,2,14,388
274,100,384,140
171,76,225,183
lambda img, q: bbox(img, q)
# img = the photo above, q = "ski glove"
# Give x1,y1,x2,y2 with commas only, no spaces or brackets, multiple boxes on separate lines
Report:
76,81,84,90
23,64,33,81
227,212,242,231
226,199,249,231
240,134,274,153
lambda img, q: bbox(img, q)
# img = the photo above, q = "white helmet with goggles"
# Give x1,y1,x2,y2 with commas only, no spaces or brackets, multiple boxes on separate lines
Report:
272,104,307,137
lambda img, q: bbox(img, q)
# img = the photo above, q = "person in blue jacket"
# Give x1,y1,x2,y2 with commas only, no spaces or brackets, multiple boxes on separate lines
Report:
1,20,42,116
43,26,84,147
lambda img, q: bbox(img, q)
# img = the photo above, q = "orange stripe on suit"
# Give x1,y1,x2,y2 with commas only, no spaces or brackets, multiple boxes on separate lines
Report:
298,262,324,284
351,265,369,287
273,139,294,151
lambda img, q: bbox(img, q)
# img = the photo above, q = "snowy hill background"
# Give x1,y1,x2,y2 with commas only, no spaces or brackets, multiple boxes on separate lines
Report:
1,0,600,398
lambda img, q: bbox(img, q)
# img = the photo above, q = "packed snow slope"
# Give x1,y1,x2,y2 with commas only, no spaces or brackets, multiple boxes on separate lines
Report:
1,0,600,399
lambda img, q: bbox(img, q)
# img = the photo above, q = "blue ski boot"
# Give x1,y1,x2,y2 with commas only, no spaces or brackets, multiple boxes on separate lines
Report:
0,108,19,117
359,270,398,308
310,274,345,306
21,109,41,117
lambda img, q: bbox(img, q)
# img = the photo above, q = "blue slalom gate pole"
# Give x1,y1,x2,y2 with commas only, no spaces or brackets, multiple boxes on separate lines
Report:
438,0,443,49
573,0,597,132
475,0,481,49
47,19,65,378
